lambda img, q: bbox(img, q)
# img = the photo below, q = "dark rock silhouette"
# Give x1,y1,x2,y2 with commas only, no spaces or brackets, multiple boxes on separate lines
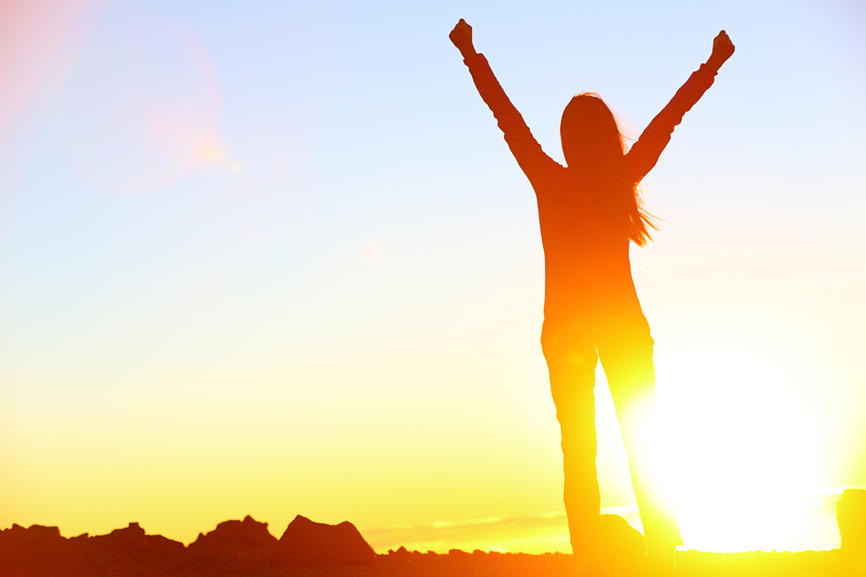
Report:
0,523,66,556
187,514,277,560
0,512,856,576
0,523,71,575
600,513,646,563
0,522,65,546
81,522,185,576
0,521,184,576
274,514,376,565
88,521,185,556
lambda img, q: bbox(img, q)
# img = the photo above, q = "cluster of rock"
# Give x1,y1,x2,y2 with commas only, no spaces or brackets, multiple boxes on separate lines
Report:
0,514,374,576
1,490,863,576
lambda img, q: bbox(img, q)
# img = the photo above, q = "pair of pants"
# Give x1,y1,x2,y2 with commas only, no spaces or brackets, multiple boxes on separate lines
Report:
541,316,681,556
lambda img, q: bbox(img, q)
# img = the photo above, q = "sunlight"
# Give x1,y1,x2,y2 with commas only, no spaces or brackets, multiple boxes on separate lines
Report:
656,314,833,552
3,1,863,565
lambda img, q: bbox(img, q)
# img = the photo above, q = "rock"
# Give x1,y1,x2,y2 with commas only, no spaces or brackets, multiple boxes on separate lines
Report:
597,514,647,574
390,545,412,560
88,521,184,556
0,524,70,573
187,514,277,559
81,521,184,576
90,522,147,554
0,521,183,576
275,514,376,565
0,523,64,547
601,514,646,556
837,488,866,554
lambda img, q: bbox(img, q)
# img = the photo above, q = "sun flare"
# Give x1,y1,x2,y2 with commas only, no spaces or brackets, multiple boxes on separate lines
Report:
651,313,839,552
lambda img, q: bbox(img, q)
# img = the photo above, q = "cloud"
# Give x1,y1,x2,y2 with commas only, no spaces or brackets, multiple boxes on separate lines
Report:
362,510,577,554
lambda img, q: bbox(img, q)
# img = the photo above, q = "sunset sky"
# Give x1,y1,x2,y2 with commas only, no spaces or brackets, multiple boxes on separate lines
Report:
1,0,864,555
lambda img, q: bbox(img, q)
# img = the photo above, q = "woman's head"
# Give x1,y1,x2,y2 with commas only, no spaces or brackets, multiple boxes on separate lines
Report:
560,93,655,246
560,93,625,170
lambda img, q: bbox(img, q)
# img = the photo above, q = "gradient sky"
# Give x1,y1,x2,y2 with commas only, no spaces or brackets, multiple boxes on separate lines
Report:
1,0,865,555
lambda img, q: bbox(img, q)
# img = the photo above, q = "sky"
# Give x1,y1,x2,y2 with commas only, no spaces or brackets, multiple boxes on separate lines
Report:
1,0,865,555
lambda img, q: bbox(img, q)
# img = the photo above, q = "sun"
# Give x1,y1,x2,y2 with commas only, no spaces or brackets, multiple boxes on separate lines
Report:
653,313,837,552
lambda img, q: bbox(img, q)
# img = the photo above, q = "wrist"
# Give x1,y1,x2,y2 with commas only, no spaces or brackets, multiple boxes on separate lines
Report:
460,45,477,59
705,55,724,72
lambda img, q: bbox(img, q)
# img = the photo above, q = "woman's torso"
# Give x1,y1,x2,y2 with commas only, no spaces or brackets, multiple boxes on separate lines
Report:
533,164,646,330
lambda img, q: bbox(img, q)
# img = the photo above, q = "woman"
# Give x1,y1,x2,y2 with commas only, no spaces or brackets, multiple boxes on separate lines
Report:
450,19,734,572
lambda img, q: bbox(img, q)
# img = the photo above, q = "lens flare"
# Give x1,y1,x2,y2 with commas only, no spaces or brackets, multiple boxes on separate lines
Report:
54,5,223,195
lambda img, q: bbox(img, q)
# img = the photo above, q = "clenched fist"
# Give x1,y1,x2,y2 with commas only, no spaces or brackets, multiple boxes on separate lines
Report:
450,19,476,59
707,30,735,70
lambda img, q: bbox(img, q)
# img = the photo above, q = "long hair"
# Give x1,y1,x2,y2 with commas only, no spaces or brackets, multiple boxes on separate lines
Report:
560,93,655,246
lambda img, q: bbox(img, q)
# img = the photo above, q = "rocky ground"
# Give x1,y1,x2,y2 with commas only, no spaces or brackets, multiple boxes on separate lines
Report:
0,544,861,577
3,492,865,577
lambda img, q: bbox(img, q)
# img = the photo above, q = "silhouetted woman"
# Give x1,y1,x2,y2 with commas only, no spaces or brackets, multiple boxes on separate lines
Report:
450,19,734,573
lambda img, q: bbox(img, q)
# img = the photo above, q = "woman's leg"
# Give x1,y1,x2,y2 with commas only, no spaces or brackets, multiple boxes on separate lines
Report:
541,325,603,558
597,329,682,555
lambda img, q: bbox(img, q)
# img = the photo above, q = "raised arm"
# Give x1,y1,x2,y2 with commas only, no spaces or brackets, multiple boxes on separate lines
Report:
626,30,735,183
450,19,556,183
